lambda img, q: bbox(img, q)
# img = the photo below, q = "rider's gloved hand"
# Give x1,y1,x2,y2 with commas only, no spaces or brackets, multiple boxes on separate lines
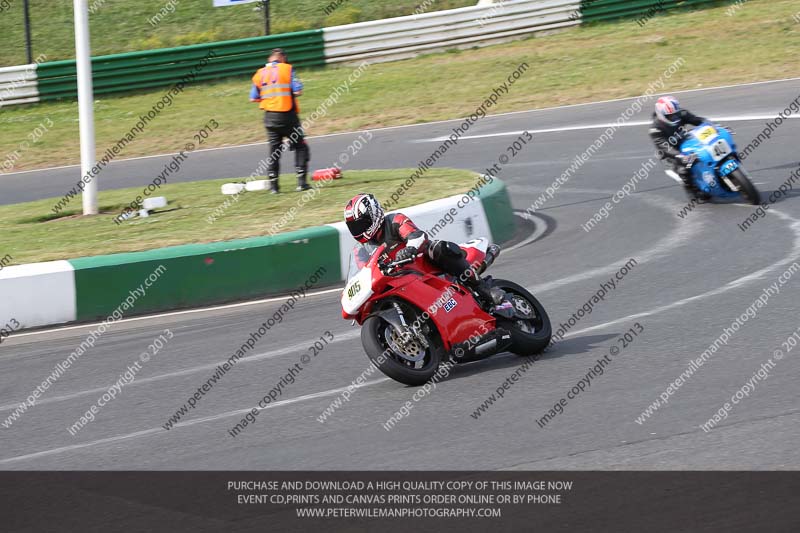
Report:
678,153,697,168
395,246,418,262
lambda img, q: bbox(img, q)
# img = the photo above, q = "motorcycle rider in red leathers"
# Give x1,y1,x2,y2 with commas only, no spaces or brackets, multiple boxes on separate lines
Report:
344,193,508,309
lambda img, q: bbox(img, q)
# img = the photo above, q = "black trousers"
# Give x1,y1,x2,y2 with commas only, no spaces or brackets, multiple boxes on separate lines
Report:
426,240,478,286
264,112,310,184
665,155,695,189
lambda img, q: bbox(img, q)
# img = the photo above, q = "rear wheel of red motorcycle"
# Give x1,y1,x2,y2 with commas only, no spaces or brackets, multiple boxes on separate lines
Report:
361,302,445,387
493,279,551,356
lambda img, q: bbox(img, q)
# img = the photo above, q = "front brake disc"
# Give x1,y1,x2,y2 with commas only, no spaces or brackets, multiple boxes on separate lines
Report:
385,325,426,363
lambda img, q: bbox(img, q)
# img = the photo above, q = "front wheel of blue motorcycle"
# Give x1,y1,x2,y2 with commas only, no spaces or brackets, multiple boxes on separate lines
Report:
730,168,760,205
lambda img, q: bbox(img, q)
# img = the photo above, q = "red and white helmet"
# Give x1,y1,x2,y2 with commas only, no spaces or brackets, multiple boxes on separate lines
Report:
344,193,384,243
655,96,682,126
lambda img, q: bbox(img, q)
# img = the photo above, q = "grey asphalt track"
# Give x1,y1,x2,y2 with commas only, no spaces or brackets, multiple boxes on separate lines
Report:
1,78,799,470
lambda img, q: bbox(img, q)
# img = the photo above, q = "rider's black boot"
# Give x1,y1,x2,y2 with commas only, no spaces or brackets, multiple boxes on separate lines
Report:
465,275,513,318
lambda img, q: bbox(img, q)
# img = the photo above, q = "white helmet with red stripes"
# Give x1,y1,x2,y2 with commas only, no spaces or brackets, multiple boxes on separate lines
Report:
344,193,385,243
655,95,682,126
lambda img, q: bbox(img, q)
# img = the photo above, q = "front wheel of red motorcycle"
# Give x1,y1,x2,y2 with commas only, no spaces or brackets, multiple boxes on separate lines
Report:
493,279,552,356
361,301,445,387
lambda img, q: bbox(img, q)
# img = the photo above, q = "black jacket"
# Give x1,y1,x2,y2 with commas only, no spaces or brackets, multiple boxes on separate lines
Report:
649,110,707,159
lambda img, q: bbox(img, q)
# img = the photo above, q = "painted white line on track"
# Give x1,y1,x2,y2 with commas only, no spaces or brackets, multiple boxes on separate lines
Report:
0,330,361,412
418,115,800,142
8,287,345,341
519,187,639,196
573,208,800,337
527,196,702,294
3,76,799,178
503,154,655,168
0,378,389,465
505,211,549,252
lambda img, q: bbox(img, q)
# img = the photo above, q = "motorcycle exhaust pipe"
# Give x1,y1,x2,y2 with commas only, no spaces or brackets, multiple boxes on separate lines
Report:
474,338,497,357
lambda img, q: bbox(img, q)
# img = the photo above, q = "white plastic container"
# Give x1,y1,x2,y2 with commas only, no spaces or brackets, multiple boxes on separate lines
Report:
142,196,167,210
245,180,269,192
221,183,246,195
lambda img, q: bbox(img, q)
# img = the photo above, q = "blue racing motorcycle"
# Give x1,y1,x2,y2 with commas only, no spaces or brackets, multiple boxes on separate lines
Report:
666,122,760,205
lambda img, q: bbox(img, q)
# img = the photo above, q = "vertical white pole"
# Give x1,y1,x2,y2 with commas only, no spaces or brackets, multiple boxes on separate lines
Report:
74,0,97,215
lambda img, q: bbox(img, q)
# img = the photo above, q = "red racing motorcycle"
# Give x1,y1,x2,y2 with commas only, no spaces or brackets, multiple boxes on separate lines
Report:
341,238,551,385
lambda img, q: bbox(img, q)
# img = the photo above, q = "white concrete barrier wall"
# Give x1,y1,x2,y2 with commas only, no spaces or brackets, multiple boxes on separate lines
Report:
0,261,77,329
0,63,40,107
323,0,581,65
329,190,493,280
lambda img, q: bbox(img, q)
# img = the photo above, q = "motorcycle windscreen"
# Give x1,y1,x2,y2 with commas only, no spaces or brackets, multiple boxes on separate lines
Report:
342,244,376,316
346,243,377,282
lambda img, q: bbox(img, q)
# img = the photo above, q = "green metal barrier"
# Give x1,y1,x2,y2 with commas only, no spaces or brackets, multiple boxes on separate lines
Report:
478,178,516,246
36,29,325,101
68,225,341,321
580,0,728,23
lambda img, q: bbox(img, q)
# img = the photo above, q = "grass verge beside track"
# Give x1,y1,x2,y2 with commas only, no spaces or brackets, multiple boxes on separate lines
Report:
0,168,476,265
0,0,797,172
0,0,475,65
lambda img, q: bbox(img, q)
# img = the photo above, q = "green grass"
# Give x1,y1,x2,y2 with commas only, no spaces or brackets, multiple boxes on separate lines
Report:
0,0,475,66
1,0,796,173
0,168,478,264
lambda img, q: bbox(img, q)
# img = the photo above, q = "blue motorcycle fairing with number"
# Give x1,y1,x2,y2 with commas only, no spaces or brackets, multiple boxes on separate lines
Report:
719,158,739,177
679,122,742,199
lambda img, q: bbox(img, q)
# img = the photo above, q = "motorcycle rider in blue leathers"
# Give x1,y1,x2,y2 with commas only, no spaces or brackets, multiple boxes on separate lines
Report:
649,96,710,200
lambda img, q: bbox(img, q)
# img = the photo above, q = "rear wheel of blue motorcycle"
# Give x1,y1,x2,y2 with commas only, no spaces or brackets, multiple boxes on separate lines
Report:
361,302,445,386
730,168,760,205
493,279,552,356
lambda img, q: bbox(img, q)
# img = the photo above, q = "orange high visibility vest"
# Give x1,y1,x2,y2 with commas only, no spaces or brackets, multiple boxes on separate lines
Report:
252,63,299,113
